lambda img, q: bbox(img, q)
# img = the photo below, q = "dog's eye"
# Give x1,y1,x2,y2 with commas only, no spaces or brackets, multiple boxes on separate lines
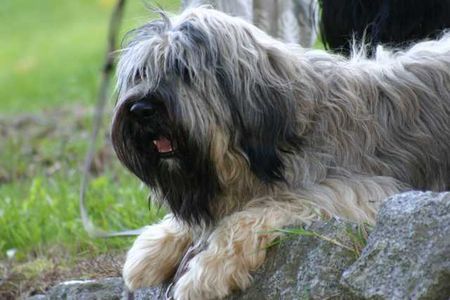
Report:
171,59,192,84
179,67,191,84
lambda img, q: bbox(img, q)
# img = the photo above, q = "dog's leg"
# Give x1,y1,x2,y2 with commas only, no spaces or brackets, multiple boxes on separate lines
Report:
172,176,402,299
123,214,192,290
172,198,311,300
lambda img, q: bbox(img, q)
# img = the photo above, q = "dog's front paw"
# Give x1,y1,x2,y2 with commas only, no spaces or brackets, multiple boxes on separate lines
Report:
173,250,253,300
123,215,191,291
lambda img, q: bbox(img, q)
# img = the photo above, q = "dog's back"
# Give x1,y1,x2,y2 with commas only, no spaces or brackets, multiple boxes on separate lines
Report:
373,37,450,190
305,35,450,191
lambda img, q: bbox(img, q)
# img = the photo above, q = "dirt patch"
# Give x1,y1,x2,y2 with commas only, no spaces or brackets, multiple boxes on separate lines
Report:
0,105,116,184
0,251,124,299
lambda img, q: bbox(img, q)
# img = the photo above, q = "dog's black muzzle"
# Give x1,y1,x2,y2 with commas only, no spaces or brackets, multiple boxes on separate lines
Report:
126,98,177,159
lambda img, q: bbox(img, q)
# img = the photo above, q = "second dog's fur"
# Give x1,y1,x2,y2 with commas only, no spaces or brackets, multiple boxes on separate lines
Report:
320,0,450,55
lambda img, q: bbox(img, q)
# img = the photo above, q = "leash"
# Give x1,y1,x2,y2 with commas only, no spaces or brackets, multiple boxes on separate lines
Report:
79,0,146,238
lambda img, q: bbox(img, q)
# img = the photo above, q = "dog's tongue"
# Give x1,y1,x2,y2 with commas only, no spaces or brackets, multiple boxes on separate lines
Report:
153,137,173,153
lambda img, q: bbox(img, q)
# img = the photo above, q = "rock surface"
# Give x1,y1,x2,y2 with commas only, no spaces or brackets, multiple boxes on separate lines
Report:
341,191,450,300
227,220,362,300
46,277,124,300
32,191,450,300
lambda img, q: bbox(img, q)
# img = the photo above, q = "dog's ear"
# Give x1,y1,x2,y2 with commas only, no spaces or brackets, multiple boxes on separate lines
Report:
217,49,304,183
240,83,303,183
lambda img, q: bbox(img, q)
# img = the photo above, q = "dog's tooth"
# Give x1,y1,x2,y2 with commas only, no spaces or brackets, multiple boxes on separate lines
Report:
154,137,173,153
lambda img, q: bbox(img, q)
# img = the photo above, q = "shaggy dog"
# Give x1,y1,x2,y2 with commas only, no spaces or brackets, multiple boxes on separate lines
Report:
320,0,450,55
111,7,450,299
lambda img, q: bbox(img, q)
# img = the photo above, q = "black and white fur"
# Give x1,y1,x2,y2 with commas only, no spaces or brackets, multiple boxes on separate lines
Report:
320,0,450,55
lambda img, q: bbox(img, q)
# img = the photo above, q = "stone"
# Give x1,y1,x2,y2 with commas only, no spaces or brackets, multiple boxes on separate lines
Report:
129,285,167,300
46,277,124,300
27,295,47,300
341,191,450,300
227,219,363,300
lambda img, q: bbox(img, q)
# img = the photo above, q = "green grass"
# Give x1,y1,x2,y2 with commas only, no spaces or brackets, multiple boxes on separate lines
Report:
0,173,160,260
0,0,180,263
0,0,180,113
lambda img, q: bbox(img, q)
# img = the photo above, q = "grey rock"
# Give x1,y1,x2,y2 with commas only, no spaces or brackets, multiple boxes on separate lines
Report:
27,295,47,300
341,191,450,300
47,277,124,300
227,220,362,300
129,284,167,300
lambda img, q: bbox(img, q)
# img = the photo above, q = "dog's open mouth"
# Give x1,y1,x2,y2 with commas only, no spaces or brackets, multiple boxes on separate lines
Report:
153,136,176,157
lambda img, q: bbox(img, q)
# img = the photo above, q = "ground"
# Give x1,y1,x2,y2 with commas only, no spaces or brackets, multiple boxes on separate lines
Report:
0,0,179,298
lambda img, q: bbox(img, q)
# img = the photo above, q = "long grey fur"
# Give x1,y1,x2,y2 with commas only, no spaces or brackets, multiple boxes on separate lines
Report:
116,8,450,195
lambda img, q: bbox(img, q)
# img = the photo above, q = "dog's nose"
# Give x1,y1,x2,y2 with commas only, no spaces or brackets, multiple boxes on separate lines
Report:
130,101,156,118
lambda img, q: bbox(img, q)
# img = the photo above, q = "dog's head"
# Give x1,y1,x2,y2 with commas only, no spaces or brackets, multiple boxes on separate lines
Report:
111,8,306,224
